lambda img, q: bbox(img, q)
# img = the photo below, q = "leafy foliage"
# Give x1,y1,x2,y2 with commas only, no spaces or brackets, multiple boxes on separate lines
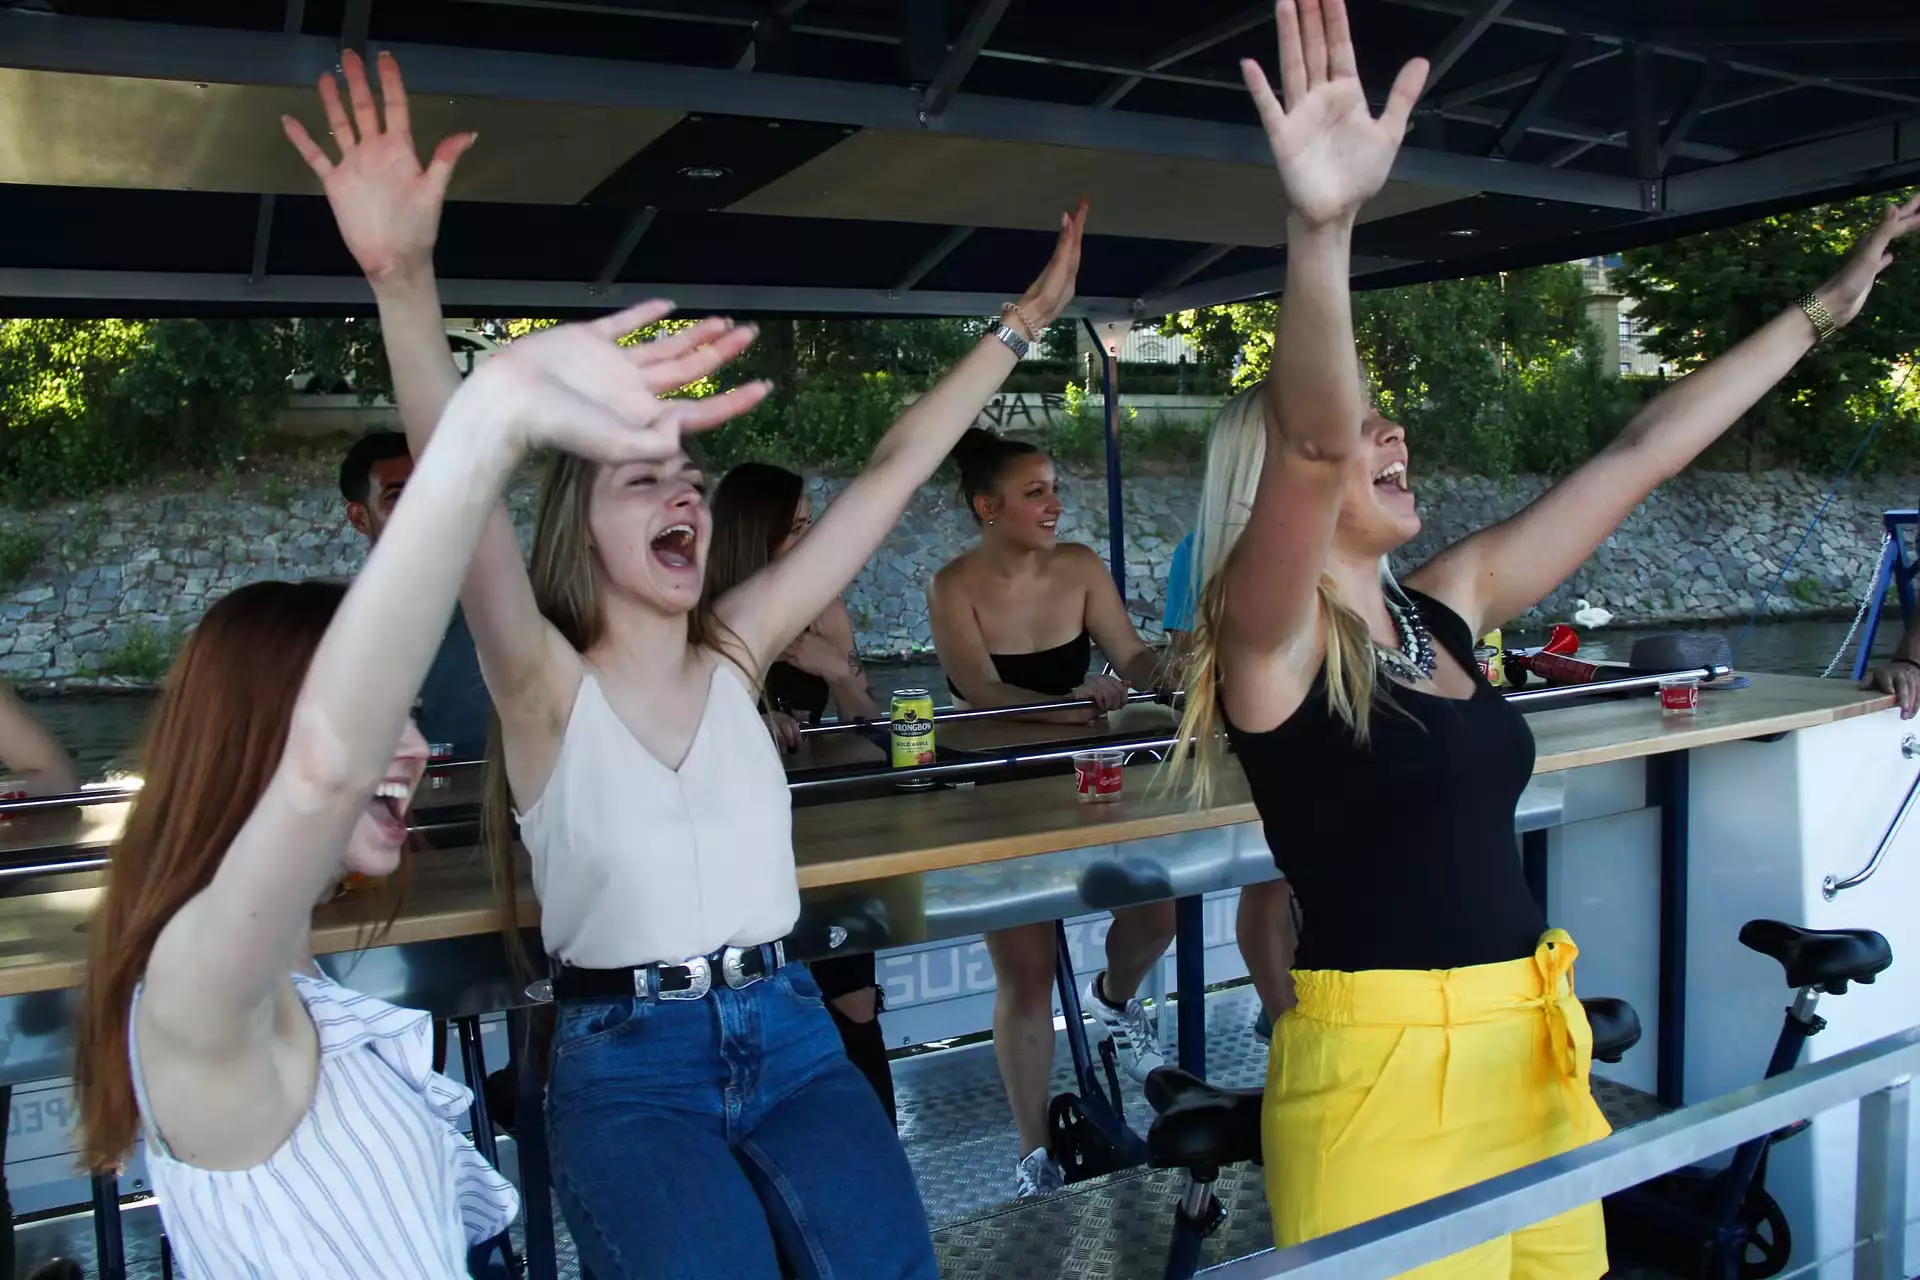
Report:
1159,263,1638,475
1612,188,1920,473
0,319,298,502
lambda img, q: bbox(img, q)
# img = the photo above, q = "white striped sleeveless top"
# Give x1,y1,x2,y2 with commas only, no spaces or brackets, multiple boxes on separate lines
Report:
130,971,519,1279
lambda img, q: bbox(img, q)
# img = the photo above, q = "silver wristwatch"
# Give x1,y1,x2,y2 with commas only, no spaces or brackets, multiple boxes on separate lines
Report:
988,322,1031,360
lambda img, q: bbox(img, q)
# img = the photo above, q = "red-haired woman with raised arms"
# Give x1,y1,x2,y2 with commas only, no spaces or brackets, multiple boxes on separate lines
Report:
285,48,1085,1279
73,305,763,1278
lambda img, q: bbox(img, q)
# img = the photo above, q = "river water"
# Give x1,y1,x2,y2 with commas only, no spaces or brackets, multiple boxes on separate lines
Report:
23,615,1897,785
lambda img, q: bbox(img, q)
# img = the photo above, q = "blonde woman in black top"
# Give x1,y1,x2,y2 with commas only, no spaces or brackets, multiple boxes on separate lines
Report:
1172,1,1919,1274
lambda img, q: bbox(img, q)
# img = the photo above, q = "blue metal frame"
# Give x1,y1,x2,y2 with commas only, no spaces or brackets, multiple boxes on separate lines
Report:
1083,318,1128,597
1851,509,1919,680
1652,752,1690,1109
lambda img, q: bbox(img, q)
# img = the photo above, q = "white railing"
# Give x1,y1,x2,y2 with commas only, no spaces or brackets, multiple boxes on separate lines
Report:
1203,1025,1920,1280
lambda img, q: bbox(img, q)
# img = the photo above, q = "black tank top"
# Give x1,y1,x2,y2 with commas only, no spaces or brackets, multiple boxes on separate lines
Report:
948,632,1092,700
764,660,831,724
1225,588,1544,973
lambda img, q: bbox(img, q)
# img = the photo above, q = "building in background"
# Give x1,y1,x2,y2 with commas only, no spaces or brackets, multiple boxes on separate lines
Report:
1583,254,1665,378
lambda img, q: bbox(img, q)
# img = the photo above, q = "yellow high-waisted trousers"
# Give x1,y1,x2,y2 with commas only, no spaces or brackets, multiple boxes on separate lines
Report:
1264,930,1612,1280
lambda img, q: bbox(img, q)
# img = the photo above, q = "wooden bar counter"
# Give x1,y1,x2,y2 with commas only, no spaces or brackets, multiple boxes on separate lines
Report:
0,674,1888,1001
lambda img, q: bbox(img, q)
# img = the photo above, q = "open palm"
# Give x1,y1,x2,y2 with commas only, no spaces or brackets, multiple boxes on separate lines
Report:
1242,0,1427,228
471,304,770,464
282,49,475,283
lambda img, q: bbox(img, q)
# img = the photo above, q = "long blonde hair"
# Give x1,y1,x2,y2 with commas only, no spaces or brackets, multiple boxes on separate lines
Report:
482,452,749,978
1166,388,1400,804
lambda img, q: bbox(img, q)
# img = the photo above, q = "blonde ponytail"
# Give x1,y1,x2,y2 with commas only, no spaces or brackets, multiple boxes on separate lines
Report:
1165,567,1393,806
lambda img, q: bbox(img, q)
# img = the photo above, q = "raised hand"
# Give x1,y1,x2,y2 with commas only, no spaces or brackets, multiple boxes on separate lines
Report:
452,303,770,464
281,49,475,284
1241,0,1427,228
1816,193,1920,329
1005,200,1090,338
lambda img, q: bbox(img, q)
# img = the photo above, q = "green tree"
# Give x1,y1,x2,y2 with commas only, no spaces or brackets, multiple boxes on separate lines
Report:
0,318,296,501
1612,189,1920,473
1159,263,1628,475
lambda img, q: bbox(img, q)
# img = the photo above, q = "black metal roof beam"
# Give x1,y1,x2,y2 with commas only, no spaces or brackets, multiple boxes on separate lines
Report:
1439,44,1616,109
1437,98,1737,163
1628,44,1660,183
1666,116,1920,215
1659,62,1724,171
1420,0,1514,99
251,0,306,283
1489,34,1588,157
0,268,1138,321
341,0,372,57
1093,3,1270,111
891,226,974,293
1149,243,1236,294
0,13,1651,209
1375,0,1920,109
1645,20,1920,47
920,0,1012,120
593,206,658,289
1141,255,1415,317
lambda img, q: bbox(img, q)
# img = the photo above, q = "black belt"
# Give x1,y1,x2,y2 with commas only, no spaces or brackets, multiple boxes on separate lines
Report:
536,942,787,1004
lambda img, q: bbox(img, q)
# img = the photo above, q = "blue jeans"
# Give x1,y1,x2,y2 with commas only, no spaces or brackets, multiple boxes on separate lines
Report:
546,963,937,1280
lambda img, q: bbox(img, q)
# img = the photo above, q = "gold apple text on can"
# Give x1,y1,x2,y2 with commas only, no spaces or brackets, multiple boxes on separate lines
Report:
890,689,937,789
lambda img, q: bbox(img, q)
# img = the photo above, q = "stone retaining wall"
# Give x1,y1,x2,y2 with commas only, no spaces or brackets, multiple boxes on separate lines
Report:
0,464,1908,682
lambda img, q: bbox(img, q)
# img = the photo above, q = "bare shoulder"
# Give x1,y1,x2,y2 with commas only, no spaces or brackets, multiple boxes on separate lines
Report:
814,597,856,644
929,551,982,601
1053,541,1113,585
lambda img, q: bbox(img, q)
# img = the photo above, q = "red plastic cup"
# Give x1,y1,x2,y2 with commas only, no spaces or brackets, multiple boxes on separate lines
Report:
1073,750,1125,803
1660,676,1700,715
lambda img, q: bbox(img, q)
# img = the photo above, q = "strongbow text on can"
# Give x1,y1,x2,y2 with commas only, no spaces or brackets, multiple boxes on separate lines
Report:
890,689,936,789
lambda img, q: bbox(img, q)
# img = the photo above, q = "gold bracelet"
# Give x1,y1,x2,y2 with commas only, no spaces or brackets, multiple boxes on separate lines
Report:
1798,292,1837,343
1003,301,1039,341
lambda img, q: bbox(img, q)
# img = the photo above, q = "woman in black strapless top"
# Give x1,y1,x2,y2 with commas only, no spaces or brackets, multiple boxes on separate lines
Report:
1175,6,1918,1274
707,462,894,1124
926,427,1176,1198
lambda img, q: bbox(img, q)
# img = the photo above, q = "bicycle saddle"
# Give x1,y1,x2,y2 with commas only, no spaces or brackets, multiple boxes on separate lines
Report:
1143,1067,1263,1172
1580,996,1641,1064
1738,920,1892,994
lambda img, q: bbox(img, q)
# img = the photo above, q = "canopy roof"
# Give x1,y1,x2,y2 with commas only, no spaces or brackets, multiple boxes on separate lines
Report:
0,0,1916,318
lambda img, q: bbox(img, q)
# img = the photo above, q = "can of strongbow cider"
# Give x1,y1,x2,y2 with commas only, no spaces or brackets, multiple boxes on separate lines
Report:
1475,628,1504,687
890,689,936,789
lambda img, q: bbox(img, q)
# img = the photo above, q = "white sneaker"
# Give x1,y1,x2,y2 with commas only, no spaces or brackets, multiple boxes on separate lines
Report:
1015,1146,1065,1198
1084,971,1166,1083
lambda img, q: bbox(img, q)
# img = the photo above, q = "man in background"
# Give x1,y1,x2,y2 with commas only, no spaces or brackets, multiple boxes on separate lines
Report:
340,432,491,759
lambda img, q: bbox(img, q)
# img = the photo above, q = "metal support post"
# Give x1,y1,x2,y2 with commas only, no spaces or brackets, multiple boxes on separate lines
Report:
1854,1076,1911,1280
1082,318,1132,597
1175,893,1207,1078
1651,751,1690,1108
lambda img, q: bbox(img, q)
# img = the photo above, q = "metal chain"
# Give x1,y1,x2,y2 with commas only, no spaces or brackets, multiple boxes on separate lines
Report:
1822,530,1894,679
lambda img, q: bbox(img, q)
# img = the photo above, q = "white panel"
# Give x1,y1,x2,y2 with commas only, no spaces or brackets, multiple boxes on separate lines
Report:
1549,806,1661,1096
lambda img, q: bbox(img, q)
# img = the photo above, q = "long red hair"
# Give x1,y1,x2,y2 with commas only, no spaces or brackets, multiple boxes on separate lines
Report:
75,580,350,1169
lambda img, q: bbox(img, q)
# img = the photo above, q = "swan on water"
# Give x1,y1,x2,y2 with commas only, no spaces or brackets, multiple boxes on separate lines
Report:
1573,598,1613,628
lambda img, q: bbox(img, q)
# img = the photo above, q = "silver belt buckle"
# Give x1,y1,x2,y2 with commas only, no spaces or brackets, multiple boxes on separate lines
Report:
722,946,756,990
526,979,554,1004
653,955,712,1001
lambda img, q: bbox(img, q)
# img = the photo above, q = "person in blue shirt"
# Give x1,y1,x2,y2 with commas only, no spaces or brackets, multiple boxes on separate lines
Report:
341,432,492,761
1169,392,1299,1044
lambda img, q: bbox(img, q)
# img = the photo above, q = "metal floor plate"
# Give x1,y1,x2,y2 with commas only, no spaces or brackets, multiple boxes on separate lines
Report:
12,985,1668,1278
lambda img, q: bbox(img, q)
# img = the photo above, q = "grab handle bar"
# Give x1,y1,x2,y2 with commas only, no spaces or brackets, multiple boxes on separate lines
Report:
1823,735,1920,899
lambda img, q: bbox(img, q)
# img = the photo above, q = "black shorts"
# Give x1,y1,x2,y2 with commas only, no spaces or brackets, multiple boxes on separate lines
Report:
808,951,879,1004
